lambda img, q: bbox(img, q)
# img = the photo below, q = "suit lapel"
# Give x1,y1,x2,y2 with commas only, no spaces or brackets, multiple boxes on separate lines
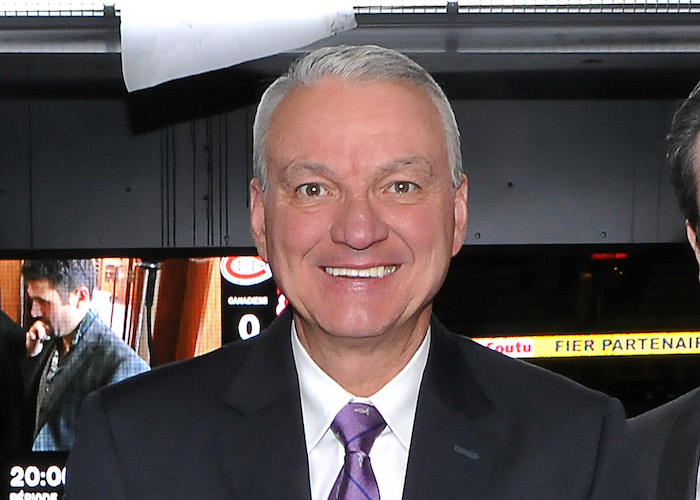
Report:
403,319,506,500
214,310,311,499
658,391,700,500
36,333,97,430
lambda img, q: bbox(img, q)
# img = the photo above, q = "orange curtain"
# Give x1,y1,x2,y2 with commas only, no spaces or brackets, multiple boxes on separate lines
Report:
0,260,22,324
151,258,222,367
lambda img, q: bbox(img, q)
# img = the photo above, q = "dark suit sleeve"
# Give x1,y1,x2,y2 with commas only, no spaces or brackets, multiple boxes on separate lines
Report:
628,387,700,500
64,391,129,500
0,310,27,452
588,398,642,499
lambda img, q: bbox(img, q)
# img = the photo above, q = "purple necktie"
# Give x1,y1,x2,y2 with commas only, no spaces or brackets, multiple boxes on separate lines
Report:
328,402,386,500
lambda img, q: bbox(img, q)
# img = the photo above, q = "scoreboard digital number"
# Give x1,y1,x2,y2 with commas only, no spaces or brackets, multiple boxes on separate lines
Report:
221,256,286,343
8,464,65,499
4,452,67,500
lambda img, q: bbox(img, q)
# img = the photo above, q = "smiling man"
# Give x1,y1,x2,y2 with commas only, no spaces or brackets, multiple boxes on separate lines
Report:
66,45,639,499
249,74,466,401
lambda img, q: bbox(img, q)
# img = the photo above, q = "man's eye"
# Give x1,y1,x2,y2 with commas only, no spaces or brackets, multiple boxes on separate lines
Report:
388,181,418,194
298,182,327,197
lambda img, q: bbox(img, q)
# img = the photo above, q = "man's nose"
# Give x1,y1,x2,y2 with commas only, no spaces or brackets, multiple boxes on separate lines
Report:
330,194,389,250
30,301,42,319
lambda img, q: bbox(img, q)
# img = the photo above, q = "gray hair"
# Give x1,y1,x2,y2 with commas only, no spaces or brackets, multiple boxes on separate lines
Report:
252,45,463,191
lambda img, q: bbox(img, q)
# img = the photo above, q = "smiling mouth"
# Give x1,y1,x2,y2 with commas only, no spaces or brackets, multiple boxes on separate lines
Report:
323,265,398,278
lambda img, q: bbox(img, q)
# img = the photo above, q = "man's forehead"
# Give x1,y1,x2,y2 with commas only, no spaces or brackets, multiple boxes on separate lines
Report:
273,76,434,117
262,74,451,193
267,78,445,151
27,279,59,297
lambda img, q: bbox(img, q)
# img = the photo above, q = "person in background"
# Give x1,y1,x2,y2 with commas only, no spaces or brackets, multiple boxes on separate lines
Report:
0,306,25,455
65,45,639,499
21,259,150,451
629,81,700,500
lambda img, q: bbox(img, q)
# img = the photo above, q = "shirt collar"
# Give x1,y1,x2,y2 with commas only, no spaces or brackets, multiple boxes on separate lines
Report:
291,321,431,452
71,308,97,348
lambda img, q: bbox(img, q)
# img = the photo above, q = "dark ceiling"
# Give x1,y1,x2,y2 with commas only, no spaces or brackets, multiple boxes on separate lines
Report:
2,11,700,129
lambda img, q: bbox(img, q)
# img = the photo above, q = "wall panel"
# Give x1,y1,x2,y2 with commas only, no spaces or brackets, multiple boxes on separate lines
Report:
0,97,686,250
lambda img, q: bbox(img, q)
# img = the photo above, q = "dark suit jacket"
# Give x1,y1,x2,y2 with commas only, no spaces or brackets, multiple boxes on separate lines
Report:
628,387,700,500
65,310,640,499
0,309,26,455
21,311,150,451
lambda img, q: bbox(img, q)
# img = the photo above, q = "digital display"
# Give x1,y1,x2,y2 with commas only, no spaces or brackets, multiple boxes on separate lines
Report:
6,453,67,500
1,250,281,499
475,331,700,358
5,242,700,496
220,256,286,343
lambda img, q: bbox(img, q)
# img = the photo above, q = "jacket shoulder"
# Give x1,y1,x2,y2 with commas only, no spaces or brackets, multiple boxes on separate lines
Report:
448,329,612,409
629,385,700,431
95,331,264,406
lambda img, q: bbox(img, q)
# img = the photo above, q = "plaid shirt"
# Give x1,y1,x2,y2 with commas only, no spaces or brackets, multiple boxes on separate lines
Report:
32,309,150,451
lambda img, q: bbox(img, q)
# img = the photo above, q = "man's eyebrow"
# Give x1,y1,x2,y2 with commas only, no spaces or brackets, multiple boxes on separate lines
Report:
377,156,436,177
278,157,436,183
278,162,331,184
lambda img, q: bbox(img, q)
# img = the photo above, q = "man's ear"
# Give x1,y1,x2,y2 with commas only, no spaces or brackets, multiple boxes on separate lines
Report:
249,178,268,262
74,285,91,308
452,173,468,257
686,222,700,282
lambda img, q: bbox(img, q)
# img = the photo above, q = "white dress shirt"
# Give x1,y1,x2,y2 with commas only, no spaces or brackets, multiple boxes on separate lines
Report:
291,323,430,500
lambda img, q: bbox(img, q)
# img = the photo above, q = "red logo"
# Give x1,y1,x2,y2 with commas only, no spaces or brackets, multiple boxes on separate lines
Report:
220,256,273,286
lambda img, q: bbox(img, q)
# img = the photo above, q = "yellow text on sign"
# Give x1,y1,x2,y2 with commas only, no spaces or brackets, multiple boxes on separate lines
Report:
472,332,700,358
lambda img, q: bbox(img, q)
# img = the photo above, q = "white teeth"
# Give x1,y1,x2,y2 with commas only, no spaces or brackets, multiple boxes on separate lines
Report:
324,265,397,278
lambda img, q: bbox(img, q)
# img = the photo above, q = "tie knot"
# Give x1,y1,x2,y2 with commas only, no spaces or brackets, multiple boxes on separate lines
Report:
331,403,386,454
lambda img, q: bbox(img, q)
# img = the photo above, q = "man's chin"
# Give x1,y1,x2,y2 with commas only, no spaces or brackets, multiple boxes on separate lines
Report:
309,315,404,342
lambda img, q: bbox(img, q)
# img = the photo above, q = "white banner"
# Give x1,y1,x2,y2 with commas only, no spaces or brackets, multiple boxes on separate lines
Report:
120,0,356,92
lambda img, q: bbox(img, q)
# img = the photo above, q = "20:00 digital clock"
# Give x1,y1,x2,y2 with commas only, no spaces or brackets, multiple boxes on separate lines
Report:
9,465,65,489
